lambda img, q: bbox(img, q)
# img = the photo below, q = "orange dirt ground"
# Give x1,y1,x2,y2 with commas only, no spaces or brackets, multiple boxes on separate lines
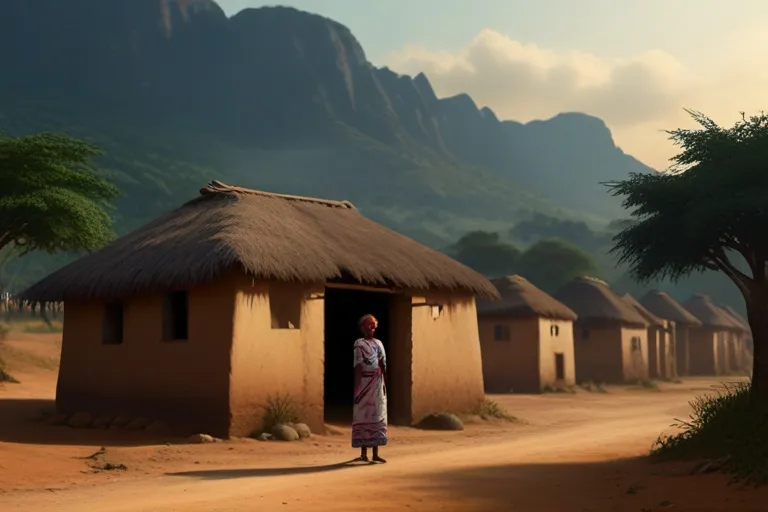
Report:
1,331,767,511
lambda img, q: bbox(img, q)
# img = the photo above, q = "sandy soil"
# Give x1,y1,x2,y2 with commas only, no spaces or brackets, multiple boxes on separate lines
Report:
1,332,767,511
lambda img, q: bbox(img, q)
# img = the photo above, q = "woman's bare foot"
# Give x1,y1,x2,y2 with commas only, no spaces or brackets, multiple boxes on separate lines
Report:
357,454,369,462
372,455,387,463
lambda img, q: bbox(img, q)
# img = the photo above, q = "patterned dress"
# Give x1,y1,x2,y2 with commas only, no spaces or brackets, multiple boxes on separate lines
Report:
352,337,388,448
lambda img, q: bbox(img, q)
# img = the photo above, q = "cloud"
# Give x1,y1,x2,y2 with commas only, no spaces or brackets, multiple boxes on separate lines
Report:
383,29,768,170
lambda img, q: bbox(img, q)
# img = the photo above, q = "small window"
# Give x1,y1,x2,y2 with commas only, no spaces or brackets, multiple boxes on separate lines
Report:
163,291,189,341
631,336,641,352
102,301,124,345
269,285,302,329
581,328,590,340
493,324,510,342
550,324,560,337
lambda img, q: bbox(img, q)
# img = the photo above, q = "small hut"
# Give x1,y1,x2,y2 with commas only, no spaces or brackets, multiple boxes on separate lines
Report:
682,295,737,376
477,275,578,393
639,290,702,378
21,181,499,438
554,277,649,384
720,305,752,374
622,294,668,379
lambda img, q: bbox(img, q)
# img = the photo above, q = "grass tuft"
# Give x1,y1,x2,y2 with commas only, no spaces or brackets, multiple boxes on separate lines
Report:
651,381,768,486
259,394,300,434
579,381,608,393
471,399,519,422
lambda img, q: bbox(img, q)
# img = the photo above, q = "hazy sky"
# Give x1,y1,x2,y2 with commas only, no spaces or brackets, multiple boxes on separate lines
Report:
217,1,768,170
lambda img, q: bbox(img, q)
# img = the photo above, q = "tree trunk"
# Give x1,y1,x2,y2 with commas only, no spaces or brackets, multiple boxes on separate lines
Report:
746,293,768,403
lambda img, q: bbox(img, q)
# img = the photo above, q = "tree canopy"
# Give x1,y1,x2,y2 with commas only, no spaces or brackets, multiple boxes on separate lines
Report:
0,132,119,259
450,231,521,278
516,239,601,294
607,110,768,398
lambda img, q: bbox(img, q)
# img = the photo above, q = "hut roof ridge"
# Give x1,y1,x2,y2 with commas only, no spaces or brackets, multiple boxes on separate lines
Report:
554,276,648,327
477,274,577,321
21,181,499,302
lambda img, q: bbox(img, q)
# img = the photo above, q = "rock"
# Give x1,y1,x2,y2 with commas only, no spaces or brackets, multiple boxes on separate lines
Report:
43,412,69,426
91,414,114,429
257,432,273,441
125,417,151,430
293,423,312,439
34,404,58,422
109,415,131,429
67,411,93,428
415,413,465,431
187,433,216,444
145,420,171,435
271,424,299,441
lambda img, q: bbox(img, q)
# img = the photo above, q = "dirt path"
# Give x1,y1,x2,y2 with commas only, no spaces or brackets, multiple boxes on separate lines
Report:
4,386,767,512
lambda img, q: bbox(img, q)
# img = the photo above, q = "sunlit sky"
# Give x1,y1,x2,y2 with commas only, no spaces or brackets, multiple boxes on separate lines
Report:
218,0,768,170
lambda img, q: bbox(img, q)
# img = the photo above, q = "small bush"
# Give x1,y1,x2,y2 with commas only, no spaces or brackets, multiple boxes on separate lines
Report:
651,381,768,485
472,399,518,422
542,384,576,394
260,394,299,434
579,381,608,393
628,379,660,391
0,356,18,383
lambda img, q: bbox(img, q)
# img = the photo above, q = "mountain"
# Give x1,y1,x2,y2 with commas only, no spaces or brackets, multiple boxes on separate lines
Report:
0,0,653,286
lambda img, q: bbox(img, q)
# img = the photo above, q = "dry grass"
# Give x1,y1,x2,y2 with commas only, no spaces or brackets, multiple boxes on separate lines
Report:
542,384,577,394
579,381,608,393
626,379,660,392
258,394,300,435
470,399,520,422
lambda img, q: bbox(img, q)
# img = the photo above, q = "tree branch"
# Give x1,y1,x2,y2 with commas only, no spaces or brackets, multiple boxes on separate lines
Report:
708,248,753,296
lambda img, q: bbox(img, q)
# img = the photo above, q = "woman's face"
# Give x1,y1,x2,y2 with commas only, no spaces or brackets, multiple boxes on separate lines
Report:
362,318,377,337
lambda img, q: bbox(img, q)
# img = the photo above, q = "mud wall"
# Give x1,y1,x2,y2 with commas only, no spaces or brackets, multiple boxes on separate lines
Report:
688,328,717,376
409,294,484,422
572,322,624,384
478,316,540,393
229,274,325,437
538,318,576,388
57,277,235,437
620,326,649,382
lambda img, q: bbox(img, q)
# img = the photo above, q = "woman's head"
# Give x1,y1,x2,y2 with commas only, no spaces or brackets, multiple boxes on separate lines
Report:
358,314,378,337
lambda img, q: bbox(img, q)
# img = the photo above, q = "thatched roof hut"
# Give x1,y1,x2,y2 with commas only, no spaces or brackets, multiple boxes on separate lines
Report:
554,277,647,327
719,305,751,334
21,181,499,302
682,295,737,329
477,275,577,321
621,294,663,327
639,290,702,327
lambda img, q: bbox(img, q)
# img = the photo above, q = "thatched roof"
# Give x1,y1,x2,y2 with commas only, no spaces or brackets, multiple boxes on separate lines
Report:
720,305,751,334
682,295,737,330
21,181,499,302
639,290,702,327
477,275,577,321
621,294,663,327
553,277,648,327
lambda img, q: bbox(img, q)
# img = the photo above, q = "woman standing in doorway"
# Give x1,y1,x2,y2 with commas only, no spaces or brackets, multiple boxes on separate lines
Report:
352,314,388,463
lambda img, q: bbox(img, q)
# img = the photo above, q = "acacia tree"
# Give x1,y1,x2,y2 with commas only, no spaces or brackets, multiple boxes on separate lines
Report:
607,110,768,400
0,131,119,280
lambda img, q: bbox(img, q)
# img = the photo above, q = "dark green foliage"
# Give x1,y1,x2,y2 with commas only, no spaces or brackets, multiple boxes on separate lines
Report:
0,132,119,256
652,382,768,485
450,231,521,278
516,239,601,294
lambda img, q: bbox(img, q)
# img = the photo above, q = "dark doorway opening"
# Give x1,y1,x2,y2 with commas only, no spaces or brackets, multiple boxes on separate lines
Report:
324,287,392,424
554,352,565,381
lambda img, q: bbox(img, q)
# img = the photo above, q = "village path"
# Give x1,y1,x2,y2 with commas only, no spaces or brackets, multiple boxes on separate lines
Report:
4,383,767,512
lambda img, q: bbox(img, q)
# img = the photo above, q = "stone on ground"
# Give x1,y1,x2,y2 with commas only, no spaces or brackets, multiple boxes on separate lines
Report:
67,411,93,428
271,424,299,441
293,423,312,439
415,413,465,431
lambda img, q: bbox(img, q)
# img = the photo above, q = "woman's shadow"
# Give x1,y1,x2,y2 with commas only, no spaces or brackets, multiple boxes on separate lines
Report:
166,458,371,480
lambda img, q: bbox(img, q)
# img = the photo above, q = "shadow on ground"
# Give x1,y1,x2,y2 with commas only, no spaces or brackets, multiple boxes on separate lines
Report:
408,457,768,512
167,459,366,480
0,398,180,447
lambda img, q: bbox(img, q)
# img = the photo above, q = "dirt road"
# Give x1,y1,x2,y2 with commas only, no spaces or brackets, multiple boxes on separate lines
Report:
4,384,766,512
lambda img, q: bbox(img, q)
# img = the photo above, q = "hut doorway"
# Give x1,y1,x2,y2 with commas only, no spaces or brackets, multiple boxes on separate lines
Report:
323,286,394,424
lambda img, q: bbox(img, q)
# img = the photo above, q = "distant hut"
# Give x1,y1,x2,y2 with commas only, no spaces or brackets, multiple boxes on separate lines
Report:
639,290,702,378
682,295,737,376
20,181,498,438
477,275,578,393
622,294,668,379
719,305,752,374
554,277,649,384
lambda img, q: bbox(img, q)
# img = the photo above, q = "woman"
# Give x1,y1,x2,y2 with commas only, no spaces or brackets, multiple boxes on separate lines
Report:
352,314,388,463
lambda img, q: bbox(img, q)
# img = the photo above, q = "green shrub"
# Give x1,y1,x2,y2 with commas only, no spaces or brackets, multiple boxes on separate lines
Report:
259,394,299,434
579,381,608,393
472,399,519,422
651,381,768,485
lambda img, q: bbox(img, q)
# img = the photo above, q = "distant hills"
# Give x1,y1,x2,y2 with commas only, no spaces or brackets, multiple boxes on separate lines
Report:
0,0,655,286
